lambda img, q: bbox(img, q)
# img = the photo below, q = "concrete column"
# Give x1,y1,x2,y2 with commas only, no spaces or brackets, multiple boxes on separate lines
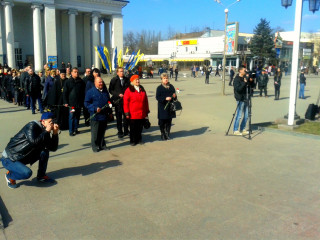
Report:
31,3,43,72
236,56,239,69
2,0,15,68
83,14,92,68
111,14,123,70
91,11,100,69
68,9,78,69
104,19,111,51
44,4,57,66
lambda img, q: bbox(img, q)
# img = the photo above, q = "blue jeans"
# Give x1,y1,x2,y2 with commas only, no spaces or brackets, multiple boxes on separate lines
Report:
1,150,49,180
25,95,30,108
233,101,248,132
30,93,44,113
69,107,81,134
299,83,305,99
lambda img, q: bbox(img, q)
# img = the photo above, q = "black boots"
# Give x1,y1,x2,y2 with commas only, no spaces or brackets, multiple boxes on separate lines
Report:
164,123,171,140
160,125,166,141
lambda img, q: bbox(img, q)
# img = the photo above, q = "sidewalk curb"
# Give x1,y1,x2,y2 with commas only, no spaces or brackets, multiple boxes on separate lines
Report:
258,126,320,140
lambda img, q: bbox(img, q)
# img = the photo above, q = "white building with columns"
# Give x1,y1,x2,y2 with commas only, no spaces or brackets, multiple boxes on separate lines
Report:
0,0,127,72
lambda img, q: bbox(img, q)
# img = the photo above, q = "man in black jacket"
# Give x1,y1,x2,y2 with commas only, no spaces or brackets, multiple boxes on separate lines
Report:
26,68,44,114
229,67,235,86
258,69,269,97
1,112,59,189
82,68,92,125
63,67,85,136
109,67,130,138
233,65,250,136
20,66,31,108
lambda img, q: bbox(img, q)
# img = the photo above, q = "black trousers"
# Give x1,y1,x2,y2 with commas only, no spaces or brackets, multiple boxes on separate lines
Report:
83,107,90,123
129,119,144,144
55,106,69,130
259,86,267,96
159,119,172,139
115,104,128,134
205,76,209,84
275,85,281,99
175,73,178,81
229,76,234,85
90,120,107,150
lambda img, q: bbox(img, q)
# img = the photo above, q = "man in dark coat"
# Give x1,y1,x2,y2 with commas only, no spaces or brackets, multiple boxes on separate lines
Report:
50,69,69,130
85,77,111,152
258,69,269,97
63,67,85,136
20,66,31,108
25,69,44,114
82,68,92,125
109,67,130,138
1,112,59,188
229,66,235,86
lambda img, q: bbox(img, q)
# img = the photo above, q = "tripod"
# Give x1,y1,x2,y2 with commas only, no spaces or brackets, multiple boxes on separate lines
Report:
226,83,252,139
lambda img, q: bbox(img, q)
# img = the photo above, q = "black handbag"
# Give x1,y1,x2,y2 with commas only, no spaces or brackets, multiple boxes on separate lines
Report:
170,100,182,112
143,118,151,129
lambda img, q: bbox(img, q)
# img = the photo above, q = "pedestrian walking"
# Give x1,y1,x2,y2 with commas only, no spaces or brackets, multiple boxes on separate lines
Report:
229,67,235,86
274,68,282,100
299,70,306,99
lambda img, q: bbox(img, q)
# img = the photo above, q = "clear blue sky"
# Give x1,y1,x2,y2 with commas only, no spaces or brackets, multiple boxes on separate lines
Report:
122,0,320,37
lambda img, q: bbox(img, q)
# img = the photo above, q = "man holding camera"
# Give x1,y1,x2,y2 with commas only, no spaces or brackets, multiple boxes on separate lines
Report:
233,65,251,136
1,112,59,189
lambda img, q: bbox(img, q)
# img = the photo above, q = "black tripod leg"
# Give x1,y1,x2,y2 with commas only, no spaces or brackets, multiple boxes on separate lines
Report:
226,102,240,136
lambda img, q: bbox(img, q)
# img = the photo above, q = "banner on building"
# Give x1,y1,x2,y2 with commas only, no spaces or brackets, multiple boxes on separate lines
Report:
225,22,239,55
48,56,58,69
176,40,198,46
303,48,312,60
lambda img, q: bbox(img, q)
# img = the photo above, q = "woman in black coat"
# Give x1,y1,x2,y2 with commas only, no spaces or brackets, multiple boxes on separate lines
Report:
274,67,282,100
156,73,177,140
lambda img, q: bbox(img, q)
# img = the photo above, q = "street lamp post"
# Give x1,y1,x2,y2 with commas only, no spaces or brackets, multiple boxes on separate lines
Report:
281,0,320,125
222,8,228,95
214,0,240,95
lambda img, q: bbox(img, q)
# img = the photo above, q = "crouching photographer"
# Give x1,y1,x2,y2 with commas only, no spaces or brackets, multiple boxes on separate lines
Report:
233,66,253,136
1,112,59,189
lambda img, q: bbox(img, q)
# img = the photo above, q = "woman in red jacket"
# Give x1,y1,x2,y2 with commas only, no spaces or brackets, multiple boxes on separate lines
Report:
123,75,149,146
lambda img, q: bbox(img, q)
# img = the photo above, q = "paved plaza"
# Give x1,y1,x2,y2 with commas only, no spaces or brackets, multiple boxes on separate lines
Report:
0,72,320,239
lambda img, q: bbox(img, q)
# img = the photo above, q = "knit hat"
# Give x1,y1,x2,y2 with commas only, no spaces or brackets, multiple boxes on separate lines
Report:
41,112,54,120
130,74,139,82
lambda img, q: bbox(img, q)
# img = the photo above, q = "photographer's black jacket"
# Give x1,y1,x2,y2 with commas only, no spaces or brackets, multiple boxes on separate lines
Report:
4,121,58,165
233,74,247,101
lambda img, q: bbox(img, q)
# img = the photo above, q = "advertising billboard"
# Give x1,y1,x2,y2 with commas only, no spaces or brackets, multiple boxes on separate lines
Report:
225,22,239,55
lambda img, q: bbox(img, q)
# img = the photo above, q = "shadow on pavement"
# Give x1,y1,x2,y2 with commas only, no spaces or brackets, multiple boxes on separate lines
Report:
49,160,122,179
19,160,122,187
144,126,209,143
51,146,91,158
0,196,12,228
0,108,28,114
